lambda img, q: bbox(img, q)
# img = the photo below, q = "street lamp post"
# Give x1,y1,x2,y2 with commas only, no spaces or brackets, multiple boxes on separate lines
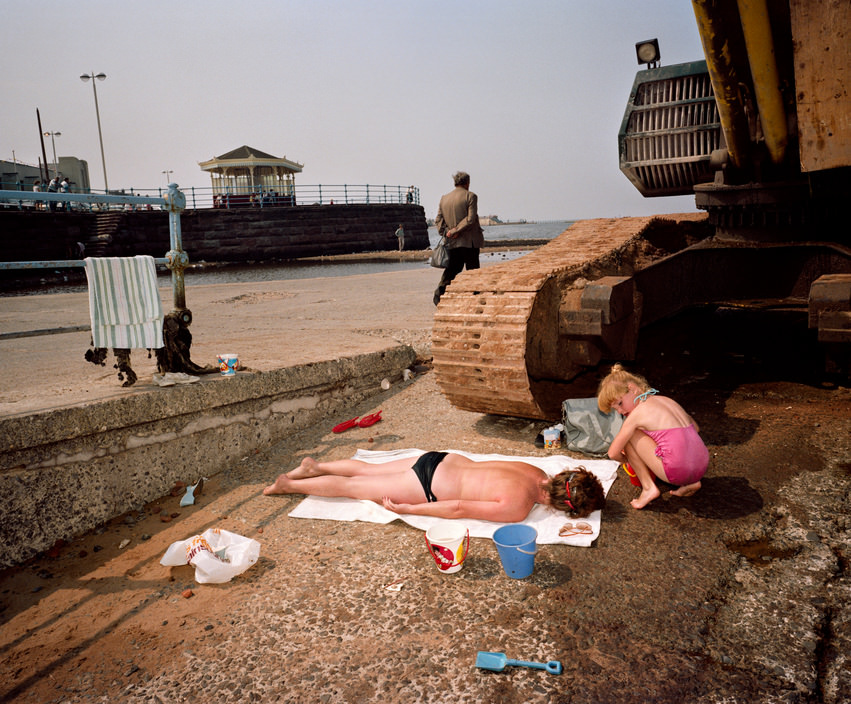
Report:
43,131,61,177
162,170,174,185
80,72,109,193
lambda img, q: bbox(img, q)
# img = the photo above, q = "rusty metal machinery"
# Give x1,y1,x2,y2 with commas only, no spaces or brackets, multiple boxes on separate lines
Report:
433,0,850,420
690,0,851,370
432,214,712,420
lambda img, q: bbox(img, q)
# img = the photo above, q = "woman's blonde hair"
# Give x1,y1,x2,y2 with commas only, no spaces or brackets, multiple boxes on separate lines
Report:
596,363,650,413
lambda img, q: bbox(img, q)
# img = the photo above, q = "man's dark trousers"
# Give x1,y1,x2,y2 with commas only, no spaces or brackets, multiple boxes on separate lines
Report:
434,247,480,305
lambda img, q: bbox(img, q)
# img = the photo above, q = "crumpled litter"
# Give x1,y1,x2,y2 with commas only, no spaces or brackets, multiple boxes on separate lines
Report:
153,372,200,387
160,528,261,584
180,477,206,507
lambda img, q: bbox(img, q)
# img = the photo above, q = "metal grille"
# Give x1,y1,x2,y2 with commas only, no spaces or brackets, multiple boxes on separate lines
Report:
619,64,721,197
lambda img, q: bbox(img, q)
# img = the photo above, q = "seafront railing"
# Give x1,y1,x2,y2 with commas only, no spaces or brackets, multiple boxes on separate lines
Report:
0,182,420,211
0,185,190,309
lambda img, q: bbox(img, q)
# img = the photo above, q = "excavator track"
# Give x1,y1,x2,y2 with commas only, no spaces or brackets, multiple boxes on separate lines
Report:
432,214,710,420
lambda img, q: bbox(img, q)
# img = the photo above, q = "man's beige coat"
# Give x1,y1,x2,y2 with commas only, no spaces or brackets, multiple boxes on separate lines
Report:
435,187,485,249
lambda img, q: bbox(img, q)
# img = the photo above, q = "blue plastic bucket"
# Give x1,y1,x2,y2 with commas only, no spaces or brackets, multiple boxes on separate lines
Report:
492,524,538,579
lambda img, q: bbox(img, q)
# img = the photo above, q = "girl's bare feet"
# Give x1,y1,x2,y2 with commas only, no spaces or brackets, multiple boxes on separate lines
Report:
670,481,701,497
286,457,321,479
630,483,661,509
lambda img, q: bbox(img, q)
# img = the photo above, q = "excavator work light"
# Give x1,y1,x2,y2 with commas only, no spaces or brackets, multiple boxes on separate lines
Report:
635,39,660,68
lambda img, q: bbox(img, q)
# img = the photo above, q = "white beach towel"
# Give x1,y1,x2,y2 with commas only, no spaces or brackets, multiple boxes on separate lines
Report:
84,256,164,349
288,449,619,546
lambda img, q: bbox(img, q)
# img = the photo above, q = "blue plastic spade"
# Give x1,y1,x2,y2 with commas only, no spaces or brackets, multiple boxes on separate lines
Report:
475,651,562,674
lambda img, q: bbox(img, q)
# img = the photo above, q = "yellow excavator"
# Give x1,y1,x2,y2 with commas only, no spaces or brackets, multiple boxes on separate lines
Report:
432,0,851,420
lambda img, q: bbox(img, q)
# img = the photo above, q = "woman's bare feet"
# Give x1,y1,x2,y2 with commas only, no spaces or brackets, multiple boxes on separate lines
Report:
630,483,661,509
285,457,321,480
670,481,701,497
263,474,295,495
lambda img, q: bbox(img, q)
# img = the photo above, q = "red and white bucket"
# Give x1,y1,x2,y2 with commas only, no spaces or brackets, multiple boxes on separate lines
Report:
425,522,469,574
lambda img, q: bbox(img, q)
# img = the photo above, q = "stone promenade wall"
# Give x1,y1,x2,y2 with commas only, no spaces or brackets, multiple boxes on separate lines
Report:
0,346,415,568
0,203,429,263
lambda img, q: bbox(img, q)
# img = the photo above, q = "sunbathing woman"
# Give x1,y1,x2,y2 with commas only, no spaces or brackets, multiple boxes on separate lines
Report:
597,364,709,509
263,452,605,523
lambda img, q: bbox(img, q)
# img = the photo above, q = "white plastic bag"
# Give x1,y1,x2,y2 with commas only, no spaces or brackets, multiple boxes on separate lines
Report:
160,528,261,584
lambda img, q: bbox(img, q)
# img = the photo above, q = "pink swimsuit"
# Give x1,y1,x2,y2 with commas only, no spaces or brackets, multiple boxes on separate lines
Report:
642,424,709,486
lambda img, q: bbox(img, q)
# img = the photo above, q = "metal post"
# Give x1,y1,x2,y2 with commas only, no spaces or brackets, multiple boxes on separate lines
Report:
44,131,61,176
80,72,109,193
36,110,50,184
163,183,188,313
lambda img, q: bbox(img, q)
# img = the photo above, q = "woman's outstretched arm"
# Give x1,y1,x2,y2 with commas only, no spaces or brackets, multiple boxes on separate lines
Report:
382,497,531,523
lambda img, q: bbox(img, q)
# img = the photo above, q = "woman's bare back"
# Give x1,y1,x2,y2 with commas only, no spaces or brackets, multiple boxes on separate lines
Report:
431,454,547,504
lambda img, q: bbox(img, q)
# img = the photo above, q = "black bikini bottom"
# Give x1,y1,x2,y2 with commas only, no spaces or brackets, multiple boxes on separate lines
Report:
411,451,447,502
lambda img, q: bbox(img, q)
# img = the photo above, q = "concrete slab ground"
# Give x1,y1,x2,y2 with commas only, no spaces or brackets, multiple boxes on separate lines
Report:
1,255,850,703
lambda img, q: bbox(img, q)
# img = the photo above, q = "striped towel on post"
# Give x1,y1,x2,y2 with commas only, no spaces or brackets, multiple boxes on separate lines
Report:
84,256,164,349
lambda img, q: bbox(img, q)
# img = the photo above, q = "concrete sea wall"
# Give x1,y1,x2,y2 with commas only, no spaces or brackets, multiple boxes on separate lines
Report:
0,203,429,263
0,345,415,568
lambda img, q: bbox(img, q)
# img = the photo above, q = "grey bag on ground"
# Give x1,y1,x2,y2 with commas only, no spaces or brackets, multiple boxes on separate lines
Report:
561,397,624,456
429,236,450,268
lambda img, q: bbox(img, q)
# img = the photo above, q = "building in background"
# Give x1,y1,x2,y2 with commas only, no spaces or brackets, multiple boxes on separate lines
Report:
199,145,303,207
0,157,90,192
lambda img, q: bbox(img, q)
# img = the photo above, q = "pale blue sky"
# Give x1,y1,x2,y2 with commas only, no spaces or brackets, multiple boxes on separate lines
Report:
1,1,705,220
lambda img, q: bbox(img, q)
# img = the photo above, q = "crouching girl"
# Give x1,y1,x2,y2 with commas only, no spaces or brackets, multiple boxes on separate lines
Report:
597,364,709,509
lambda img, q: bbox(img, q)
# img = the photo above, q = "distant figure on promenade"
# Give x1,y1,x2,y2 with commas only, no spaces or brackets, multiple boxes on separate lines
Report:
395,224,406,251
406,185,414,204
59,177,70,211
433,171,484,305
47,176,60,212
32,180,42,210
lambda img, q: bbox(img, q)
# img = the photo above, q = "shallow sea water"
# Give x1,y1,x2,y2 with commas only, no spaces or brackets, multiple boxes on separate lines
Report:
3,221,572,296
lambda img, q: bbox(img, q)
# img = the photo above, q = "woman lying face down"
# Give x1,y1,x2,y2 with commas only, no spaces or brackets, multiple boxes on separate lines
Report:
263,452,605,524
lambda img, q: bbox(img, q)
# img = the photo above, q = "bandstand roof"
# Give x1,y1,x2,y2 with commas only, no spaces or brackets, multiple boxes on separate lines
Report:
199,145,303,174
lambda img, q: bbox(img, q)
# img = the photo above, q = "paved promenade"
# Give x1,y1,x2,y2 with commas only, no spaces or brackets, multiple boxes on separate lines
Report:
0,261,437,417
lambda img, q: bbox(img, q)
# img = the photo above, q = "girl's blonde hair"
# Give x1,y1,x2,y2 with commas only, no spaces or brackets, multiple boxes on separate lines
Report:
596,363,651,413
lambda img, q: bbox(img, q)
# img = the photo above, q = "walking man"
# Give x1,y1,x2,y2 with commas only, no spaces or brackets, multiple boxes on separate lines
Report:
433,171,484,305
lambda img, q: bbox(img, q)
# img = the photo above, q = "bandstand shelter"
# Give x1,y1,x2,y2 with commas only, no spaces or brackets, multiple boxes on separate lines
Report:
199,145,303,206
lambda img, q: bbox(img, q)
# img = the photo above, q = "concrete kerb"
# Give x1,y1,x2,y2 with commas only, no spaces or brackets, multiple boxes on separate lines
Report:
0,344,416,568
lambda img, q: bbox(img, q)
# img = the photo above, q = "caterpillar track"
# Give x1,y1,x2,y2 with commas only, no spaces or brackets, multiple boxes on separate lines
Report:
432,214,711,420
